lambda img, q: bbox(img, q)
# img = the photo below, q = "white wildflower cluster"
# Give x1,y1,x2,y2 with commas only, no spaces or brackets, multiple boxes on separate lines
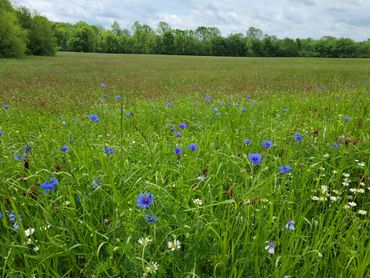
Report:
138,236,152,247
342,173,351,186
142,261,159,277
311,185,340,202
168,239,181,251
24,227,40,252
192,198,204,206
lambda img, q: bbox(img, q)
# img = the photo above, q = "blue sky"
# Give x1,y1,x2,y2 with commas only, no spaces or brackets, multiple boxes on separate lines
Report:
12,0,370,41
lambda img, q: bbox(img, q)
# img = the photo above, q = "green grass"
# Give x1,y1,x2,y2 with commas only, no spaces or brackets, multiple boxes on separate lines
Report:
0,53,369,277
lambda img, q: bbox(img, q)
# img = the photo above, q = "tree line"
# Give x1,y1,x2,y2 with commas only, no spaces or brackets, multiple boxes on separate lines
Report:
1,0,370,58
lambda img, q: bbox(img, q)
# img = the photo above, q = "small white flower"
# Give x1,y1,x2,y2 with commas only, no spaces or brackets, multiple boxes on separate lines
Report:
168,239,181,251
192,198,203,206
358,210,367,215
349,188,358,193
357,162,365,167
24,228,35,237
359,182,365,187
323,153,330,159
27,238,33,245
33,246,40,252
265,241,275,254
311,196,320,201
138,236,152,247
330,196,337,202
145,261,159,274
348,202,357,207
64,201,71,206
321,186,328,193
332,170,338,174
342,173,350,178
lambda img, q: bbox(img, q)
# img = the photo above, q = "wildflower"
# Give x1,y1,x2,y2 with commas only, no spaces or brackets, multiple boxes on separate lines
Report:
3,105,10,110
357,162,365,167
285,220,295,231
282,108,288,112
333,143,340,150
24,228,35,237
149,105,155,108
343,116,350,121
57,115,62,120
64,201,71,206
265,241,275,254
179,123,187,129
175,132,181,137
188,143,199,151
33,246,40,252
145,261,159,274
193,198,204,206
103,147,114,155
61,145,69,152
138,236,152,247
92,179,103,189
102,94,107,99
248,153,262,165
115,95,121,100
244,138,251,145
279,165,292,176
40,178,58,193
242,107,247,112
311,196,320,201
145,213,158,223
204,95,212,101
101,83,107,88
24,145,32,154
294,132,303,143
0,130,3,136
166,103,173,107
323,153,330,159
262,140,273,149
170,126,176,131
88,114,99,122
174,147,182,155
168,239,181,251
247,96,251,101
0,212,2,219
358,210,367,215
348,202,357,207
330,196,337,202
136,192,155,209
13,222,19,230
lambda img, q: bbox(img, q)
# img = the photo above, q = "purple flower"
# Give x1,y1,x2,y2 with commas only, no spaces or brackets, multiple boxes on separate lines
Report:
333,143,340,150
92,178,103,189
171,126,176,131
3,105,10,110
101,83,107,88
179,123,187,129
343,116,350,122
244,138,251,145
0,130,3,136
0,212,2,219
40,178,58,193
279,165,292,176
103,147,114,155
294,132,303,143
175,147,182,155
136,192,155,209
88,114,99,122
175,132,181,137
204,95,212,101
166,103,173,107
24,145,32,153
145,213,158,223
242,107,247,112
115,95,121,100
262,140,273,149
61,145,69,152
57,115,62,120
248,153,262,165
247,96,251,101
188,143,199,151
265,241,275,254
285,220,295,231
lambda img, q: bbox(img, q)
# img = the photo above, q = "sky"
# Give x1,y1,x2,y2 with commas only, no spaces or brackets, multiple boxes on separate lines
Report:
12,0,370,41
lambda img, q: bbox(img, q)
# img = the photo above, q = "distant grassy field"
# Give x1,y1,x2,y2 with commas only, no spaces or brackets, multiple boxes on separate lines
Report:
0,53,369,277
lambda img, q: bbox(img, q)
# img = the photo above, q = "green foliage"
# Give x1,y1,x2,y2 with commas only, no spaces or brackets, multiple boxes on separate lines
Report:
0,53,369,276
28,16,57,56
0,0,27,58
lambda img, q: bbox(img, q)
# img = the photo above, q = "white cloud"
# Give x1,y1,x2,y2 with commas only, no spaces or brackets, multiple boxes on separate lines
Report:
11,0,370,40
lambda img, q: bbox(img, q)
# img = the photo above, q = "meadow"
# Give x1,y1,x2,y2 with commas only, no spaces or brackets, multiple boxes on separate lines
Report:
0,53,369,277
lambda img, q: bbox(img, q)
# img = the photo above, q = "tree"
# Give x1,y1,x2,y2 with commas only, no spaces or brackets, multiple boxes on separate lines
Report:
0,0,27,58
52,22,73,51
28,15,57,55
68,21,98,52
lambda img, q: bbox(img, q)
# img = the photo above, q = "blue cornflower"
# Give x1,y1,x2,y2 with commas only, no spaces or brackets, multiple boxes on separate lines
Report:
145,213,158,223
228,102,233,106
3,105,10,110
150,105,155,108
0,212,2,219
247,96,251,101
92,178,103,189
88,114,99,122
101,83,107,88
24,145,32,153
211,107,217,111
40,178,58,193
103,147,114,155
282,108,288,113
125,112,134,117
333,143,340,150
204,95,212,101
57,115,62,120
175,147,182,155
179,123,187,129
343,116,350,122
171,126,176,131
279,165,292,176
166,103,173,107
220,101,225,105
115,95,121,100
248,153,262,165
262,140,273,149
14,154,21,160
252,103,257,106
75,195,81,202
236,104,240,108
0,130,3,136
244,138,252,145
102,94,107,99
136,192,155,209
13,222,20,230
242,107,247,112
294,132,303,143
285,220,295,231
61,145,69,152
188,143,199,151
175,132,181,137
193,104,199,107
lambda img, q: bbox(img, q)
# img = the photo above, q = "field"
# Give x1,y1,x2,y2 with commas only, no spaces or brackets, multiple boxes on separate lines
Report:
0,53,369,277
